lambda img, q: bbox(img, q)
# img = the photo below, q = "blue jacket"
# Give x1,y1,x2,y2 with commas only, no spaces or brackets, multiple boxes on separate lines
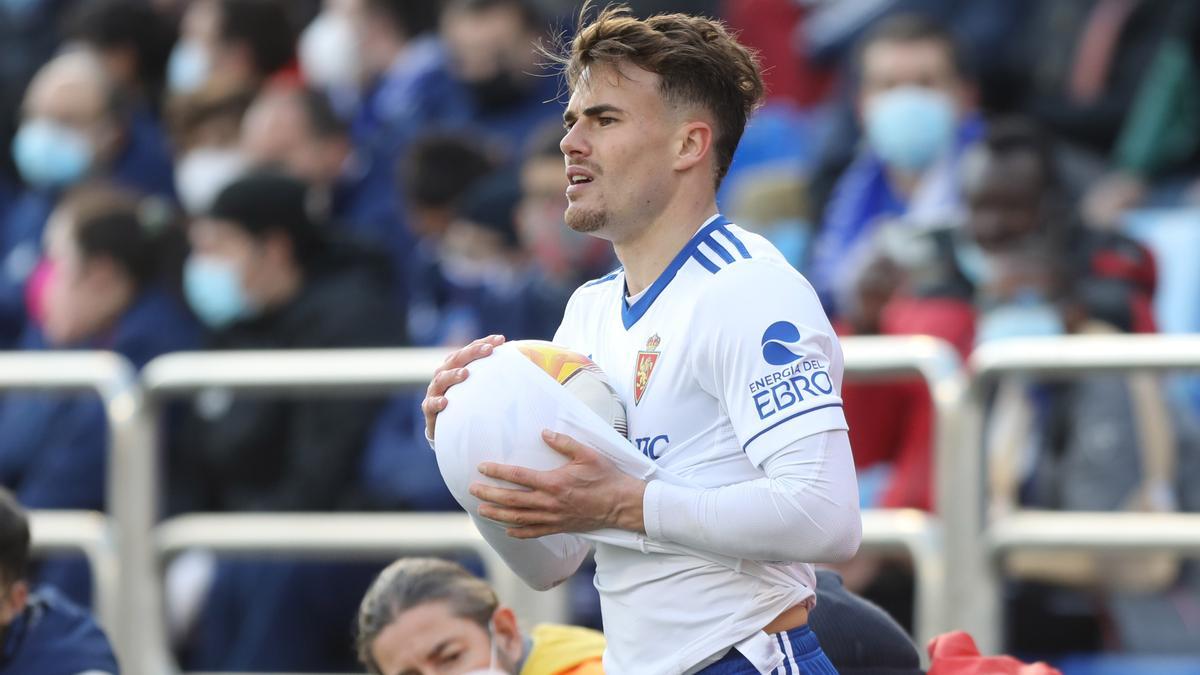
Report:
0,111,177,347
361,393,459,511
0,585,119,675
810,115,984,314
0,288,199,604
0,287,200,509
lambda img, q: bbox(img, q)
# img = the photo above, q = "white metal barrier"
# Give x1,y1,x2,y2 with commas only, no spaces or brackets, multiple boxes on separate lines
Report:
965,334,1200,653
0,352,153,674
840,336,967,649
141,349,570,675
27,510,116,628
29,336,1198,671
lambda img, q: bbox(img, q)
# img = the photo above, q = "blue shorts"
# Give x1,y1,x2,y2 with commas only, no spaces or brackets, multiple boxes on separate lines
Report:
695,626,838,675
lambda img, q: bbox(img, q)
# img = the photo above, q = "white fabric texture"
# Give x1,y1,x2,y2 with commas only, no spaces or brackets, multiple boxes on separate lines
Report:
644,429,860,563
435,218,860,674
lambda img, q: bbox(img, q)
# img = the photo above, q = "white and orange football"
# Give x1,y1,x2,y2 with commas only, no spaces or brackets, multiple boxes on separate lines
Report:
511,340,628,438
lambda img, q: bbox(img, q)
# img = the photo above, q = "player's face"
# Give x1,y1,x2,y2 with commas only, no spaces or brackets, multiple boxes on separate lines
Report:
370,602,518,675
560,63,678,242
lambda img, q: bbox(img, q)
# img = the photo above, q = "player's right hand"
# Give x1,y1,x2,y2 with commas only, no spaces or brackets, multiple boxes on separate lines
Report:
422,334,506,443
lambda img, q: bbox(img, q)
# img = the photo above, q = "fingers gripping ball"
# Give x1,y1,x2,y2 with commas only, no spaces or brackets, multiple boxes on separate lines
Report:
513,340,628,438
434,340,633,518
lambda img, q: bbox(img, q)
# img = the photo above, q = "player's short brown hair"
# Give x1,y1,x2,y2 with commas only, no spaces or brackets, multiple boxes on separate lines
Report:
556,3,764,187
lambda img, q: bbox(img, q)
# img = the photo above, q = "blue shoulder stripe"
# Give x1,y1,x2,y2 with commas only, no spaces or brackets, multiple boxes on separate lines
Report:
716,226,751,259
702,236,735,264
620,214,730,329
584,268,621,287
692,250,721,273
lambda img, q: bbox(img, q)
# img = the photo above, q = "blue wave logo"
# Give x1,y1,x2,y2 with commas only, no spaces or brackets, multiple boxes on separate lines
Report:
760,321,805,365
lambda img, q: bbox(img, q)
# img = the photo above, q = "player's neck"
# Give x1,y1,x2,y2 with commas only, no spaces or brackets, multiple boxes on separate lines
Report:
615,196,719,296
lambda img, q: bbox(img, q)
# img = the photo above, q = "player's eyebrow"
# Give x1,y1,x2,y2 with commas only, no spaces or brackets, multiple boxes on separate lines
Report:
563,103,626,126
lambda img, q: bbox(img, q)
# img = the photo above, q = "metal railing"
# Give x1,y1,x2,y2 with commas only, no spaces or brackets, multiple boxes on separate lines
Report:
21,335,1200,672
141,349,570,674
840,336,967,649
0,352,153,674
28,510,116,627
965,334,1200,653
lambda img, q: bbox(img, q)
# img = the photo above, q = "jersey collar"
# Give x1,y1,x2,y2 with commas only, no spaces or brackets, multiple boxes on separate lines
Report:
621,213,728,330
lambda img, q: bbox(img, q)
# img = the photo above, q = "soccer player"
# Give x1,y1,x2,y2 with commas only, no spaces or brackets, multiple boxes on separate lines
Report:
423,6,860,674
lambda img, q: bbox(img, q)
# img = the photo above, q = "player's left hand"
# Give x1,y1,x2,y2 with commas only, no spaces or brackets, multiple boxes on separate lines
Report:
469,429,647,538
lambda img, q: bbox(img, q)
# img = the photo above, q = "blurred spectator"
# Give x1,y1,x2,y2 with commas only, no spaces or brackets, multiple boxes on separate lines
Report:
809,13,982,318
166,0,296,96
171,171,397,512
958,120,1157,335
0,49,177,346
999,2,1187,188
977,243,1195,657
165,80,255,214
516,122,614,290
1073,4,1200,228
403,133,497,347
437,170,567,345
0,0,81,188
64,0,177,117
356,557,606,675
441,0,564,161
171,172,398,671
240,84,410,304
323,0,464,144
299,0,467,314
0,487,118,674
0,183,199,604
362,170,569,513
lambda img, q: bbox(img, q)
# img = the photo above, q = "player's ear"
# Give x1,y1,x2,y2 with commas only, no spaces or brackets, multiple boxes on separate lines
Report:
672,120,713,173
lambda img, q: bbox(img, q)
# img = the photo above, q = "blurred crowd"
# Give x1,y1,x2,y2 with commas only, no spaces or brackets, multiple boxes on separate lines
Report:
1,0,1199,672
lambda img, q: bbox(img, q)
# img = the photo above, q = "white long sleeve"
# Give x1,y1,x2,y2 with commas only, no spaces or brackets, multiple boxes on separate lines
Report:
468,514,591,591
642,429,861,563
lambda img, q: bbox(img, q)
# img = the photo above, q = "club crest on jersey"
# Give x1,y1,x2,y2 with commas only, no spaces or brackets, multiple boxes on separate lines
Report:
634,333,661,405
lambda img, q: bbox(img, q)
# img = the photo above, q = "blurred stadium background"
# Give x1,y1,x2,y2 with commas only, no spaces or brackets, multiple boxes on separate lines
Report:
2,0,1200,673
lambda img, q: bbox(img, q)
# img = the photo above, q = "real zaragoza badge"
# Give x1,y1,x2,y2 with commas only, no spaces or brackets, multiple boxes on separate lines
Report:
634,333,661,405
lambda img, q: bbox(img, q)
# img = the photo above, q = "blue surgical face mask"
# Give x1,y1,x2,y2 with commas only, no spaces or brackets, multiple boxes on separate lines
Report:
12,118,93,188
167,40,212,94
865,86,956,171
976,300,1065,345
184,255,250,329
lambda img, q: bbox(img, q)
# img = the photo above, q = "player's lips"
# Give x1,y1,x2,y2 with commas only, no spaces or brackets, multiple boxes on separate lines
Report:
565,166,595,197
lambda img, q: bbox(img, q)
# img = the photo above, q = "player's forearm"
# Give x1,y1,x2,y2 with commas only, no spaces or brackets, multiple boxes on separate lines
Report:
642,430,862,562
470,512,591,590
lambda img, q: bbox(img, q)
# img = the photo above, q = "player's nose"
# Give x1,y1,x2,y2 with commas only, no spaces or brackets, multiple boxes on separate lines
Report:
560,122,589,158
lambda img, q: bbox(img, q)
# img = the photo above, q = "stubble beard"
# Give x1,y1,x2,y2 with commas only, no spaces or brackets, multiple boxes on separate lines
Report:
565,204,608,234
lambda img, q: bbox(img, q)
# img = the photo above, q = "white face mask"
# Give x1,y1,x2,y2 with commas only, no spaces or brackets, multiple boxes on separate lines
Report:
299,11,361,89
462,619,510,675
175,147,247,215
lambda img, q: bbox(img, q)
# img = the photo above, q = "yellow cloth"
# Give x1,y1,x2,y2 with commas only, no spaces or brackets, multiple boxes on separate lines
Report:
519,624,606,675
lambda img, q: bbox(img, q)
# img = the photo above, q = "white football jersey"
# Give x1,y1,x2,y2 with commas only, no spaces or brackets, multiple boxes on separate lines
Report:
553,214,849,674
